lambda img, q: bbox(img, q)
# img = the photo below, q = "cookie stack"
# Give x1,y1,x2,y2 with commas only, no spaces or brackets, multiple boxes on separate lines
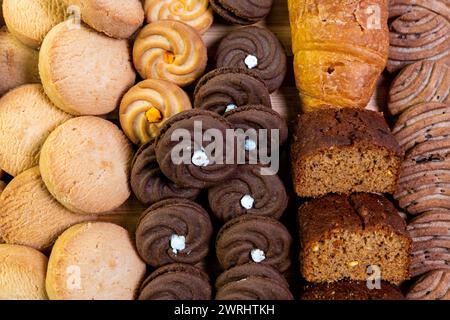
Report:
386,0,450,300
0,0,156,300
287,0,412,299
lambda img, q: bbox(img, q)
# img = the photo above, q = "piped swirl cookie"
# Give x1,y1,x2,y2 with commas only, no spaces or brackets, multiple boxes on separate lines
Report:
139,264,212,300
155,109,237,188
135,199,213,268
133,20,207,87
215,264,293,300
193,68,272,115
131,141,200,206
216,215,292,273
407,269,450,300
120,79,192,145
144,0,213,34
388,5,450,73
210,0,274,25
388,60,450,116
216,26,287,92
208,165,288,222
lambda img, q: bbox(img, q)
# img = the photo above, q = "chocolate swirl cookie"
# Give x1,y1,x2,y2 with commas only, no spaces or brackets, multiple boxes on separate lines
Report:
216,215,292,273
215,263,293,300
408,211,450,277
407,269,450,300
139,264,212,300
193,68,272,115
392,102,450,153
388,5,450,73
135,198,213,268
208,165,288,222
395,140,450,215
131,141,200,206
388,60,450,116
216,26,287,92
224,105,288,159
210,0,274,25
155,109,237,188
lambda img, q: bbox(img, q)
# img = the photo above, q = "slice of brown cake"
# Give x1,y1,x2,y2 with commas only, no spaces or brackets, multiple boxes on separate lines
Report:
298,193,411,284
301,280,405,300
291,108,403,198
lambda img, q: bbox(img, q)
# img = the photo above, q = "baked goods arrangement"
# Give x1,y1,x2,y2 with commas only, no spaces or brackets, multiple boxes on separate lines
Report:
0,0,448,301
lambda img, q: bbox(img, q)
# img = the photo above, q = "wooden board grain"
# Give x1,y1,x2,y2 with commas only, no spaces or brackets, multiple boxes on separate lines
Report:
79,0,392,227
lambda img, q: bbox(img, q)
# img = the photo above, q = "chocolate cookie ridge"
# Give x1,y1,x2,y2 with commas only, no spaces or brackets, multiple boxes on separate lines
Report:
135,198,213,268
139,263,212,300
216,215,292,273
194,68,272,115
208,164,288,222
131,141,200,206
155,109,237,188
216,26,287,92
210,0,274,25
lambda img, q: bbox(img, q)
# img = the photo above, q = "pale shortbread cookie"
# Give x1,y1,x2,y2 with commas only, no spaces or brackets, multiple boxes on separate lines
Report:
0,27,40,96
0,84,72,177
0,244,48,300
0,167,97,250
2,0,67,48
61,0,144,39
39,116,133,214
39,21,136,115
46,222,146,300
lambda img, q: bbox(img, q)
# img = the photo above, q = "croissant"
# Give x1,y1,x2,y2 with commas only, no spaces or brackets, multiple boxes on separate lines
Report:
287,0,389,112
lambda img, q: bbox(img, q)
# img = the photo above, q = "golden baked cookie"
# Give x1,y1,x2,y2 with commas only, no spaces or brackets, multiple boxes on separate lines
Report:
39,116,133,214
39,21,136,115
0,84,72,177
0,167,96,251
0,27,39,96
133,20,207,87
144,0,213,34
46,222,146,300
2,0,67,48
0,244,48,300
61,0,144,39
120,79,192,145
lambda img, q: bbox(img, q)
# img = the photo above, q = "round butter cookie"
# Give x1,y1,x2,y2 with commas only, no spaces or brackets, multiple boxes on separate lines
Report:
133,20,207,87
120,79,192,145
144,0,213,34
0,167,96,251
61,0,144,39
46,222,146,300
39,116,133,214
139,264,212,300
2,0,67,48
0,84,72,177
0,244,48,300
0,27,39,96
39,21,136,115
